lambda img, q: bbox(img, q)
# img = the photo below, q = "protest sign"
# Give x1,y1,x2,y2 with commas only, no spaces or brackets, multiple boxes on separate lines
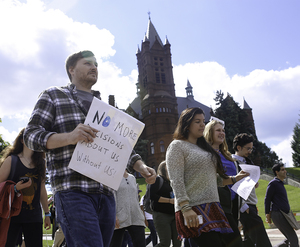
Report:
69,97,145,190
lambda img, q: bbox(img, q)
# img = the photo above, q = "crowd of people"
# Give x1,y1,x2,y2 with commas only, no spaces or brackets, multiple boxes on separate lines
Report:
0,50,299,247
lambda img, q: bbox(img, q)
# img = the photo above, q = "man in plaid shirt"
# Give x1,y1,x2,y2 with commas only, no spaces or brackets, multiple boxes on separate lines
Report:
24,50,156,247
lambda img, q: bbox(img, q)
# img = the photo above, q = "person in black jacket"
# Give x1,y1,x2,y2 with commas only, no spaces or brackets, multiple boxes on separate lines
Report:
150,161,181,247
232,133,272,247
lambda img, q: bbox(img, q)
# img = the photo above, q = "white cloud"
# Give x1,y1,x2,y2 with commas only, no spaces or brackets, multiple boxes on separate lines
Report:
0,0,299,169
173,63,300,166
0,0,138,143
0,0,118,120
271,135,293,167
0,0,115,62
0,126,20,145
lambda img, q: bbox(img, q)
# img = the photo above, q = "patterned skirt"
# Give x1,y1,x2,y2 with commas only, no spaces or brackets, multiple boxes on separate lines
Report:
175,202,233,239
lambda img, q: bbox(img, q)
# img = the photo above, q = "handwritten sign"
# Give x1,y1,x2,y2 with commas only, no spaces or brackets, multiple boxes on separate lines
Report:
69,97,144,190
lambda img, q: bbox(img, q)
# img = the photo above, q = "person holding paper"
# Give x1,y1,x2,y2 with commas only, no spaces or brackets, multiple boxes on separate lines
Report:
23,50,156,247
166,107,249,247
265,163,299,247
204,118,243,247
231,133,272,247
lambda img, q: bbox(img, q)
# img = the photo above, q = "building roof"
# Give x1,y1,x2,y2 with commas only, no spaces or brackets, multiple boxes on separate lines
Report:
177,96,211,122
242,98,251,109
128,79,211,122
165,36,170,45
129,96,142,118
146,19,164,48
129,94,211,123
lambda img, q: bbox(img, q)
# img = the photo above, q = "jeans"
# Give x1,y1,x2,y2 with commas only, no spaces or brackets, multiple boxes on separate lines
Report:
55,190,116,247
146,220,158,246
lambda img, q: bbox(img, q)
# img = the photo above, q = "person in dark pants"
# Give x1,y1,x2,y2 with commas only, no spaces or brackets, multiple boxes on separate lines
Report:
265,163,299,247
121,231,133,247
23,50,156,247
204,118,243,247
232,133,272,247
0,128,51,247
140,195,158,246
150,161,181,247
110,170,146,247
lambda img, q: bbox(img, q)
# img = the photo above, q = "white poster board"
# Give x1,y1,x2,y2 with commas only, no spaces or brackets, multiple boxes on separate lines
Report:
69,97,144,190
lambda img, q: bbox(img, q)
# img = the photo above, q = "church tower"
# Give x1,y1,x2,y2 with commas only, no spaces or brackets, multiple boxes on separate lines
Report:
242,98,256,136
135,17,178,169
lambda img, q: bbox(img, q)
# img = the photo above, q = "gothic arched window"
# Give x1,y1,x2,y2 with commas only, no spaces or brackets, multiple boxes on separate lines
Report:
159,140,165,153
150,142,155,154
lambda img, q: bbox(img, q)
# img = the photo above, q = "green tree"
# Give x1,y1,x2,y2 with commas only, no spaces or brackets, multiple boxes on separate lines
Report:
213,92,253,154
133,138,148,163
0,118,10,156
213,90,224,106
125,109,149,164
291,115,300,167
252,140,281,169
212,91,280,168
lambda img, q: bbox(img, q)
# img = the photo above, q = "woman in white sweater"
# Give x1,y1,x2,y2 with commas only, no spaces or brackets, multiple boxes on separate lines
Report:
109,170,146,247
166,107,248,247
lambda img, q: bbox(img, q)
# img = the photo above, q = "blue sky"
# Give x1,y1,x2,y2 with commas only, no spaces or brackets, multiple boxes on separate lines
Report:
0,0,300,167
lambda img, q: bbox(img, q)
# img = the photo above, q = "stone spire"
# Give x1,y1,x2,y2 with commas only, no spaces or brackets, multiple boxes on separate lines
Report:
242,97,251,109
185,79,194,98
145,18,164,48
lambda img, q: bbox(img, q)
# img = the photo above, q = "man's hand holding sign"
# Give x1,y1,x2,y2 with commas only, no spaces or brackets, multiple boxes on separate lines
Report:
69,97,155,190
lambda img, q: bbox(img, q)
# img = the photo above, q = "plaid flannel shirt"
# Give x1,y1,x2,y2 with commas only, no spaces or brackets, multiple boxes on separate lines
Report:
24,83,141,195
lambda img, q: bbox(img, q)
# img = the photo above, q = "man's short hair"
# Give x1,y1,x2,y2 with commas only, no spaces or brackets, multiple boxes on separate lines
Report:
233,133,254,151
272,163,284,176
65,50,95,82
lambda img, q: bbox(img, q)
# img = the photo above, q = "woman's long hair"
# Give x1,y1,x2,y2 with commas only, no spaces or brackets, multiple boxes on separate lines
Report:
0,128,46,181
173,108,228,179
157,161,169,182
204,120,234,162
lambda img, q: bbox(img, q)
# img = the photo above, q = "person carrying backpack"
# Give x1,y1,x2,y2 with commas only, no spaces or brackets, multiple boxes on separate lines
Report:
140,195,158,246
150,161,181,247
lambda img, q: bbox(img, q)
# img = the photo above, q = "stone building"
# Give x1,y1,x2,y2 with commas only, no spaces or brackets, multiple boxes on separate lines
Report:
126,18,255,169
126,18,211,169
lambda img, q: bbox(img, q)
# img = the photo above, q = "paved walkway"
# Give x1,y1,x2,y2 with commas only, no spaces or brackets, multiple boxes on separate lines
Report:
267,228,300,246
43,228,300,246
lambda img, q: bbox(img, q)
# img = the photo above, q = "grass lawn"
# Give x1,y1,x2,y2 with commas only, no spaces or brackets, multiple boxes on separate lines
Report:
286,167,300,177
138,177,300,230
137,177,147,196
256,178,300,229
42,175,300,241
43,239,53,247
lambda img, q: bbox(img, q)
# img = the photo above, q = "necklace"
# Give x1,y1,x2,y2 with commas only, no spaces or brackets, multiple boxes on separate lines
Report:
19,153,32,167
